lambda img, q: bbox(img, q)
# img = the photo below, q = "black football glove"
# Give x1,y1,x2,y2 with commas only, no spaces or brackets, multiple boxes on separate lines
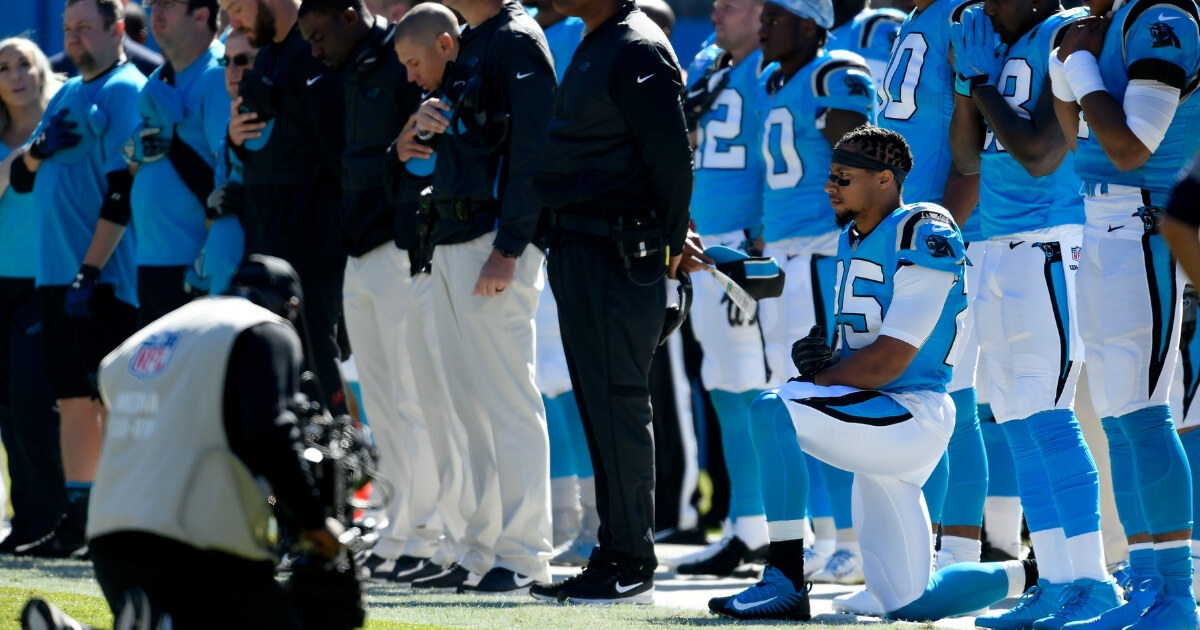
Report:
791,325,832,379
29,109,82,160
205,182,244,220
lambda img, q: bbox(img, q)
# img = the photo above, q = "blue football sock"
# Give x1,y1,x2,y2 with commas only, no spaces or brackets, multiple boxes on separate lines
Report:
1180,429,1200,546
560,391,593,478
1103,415,1148,538
923,451,949,526
806,452,832,520
545,394,576,480
1026,409,1100,538
1129,543,1157,580
1002,419,1060,532
1155,542,1194,601
891,561,1022,622
1120,406,1192,535
749,392,809,524
820,460,854,530
943,388,987,528
65,481,91,506
710,389,766,518
982,419,1019,497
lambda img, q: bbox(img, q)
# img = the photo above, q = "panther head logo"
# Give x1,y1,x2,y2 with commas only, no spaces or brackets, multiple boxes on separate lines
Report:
1151,22,1181,48
924,234,955,258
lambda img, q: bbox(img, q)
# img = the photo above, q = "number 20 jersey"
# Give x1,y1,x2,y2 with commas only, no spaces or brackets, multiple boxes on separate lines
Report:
878,0,977,206
756,49,876,242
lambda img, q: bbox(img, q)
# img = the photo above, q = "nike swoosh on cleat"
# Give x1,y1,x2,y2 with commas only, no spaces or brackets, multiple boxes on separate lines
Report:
731,596,777,611
615,581,644,593
513,575,535,587
1108,225,1123,232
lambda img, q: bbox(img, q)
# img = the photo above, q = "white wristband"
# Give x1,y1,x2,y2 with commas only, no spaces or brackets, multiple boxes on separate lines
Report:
1064,51,1106,100
1048,50,1076,102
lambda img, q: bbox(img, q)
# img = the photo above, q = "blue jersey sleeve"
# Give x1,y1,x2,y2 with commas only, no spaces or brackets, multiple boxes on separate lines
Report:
1123,3,1200,90
814,54,877,119
862,10,905,58
895,205,965,273
201,71,232,160
102,79,145,174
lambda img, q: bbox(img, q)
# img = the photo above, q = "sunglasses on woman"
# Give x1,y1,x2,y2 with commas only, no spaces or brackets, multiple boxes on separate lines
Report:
219,53,255,68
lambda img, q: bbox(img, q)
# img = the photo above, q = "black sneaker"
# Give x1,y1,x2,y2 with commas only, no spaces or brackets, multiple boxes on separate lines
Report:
411,563,479,593
14,528,87,559
390,559,444,586
21,597,96,630
676,537,759,576
361,554,422,581
653,527,708,545
473,567,535,595
558,561,654,605
531,565,601,603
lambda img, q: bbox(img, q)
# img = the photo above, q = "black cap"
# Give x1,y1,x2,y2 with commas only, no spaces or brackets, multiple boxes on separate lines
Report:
226,255,303,320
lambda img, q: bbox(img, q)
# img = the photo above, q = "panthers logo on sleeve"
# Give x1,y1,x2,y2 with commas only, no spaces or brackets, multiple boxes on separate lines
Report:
924,233,955,258
1151,21,1183,48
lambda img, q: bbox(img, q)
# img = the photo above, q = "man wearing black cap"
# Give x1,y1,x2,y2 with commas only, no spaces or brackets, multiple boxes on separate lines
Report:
19,255,341,629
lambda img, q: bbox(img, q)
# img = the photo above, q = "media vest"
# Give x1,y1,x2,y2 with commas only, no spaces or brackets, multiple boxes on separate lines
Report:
89,297,288,562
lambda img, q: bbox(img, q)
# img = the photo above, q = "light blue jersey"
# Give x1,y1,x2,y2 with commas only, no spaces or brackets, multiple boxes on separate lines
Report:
829,8,906,83
33,61,146,307
835,203,967,393
692,49,770,235
200,140,245,296
0,142,39,279
1074,0,1200,199
545,16,586,82
879,0,977,205
979,8,1087,237
131,43,230,267
758,50,875,242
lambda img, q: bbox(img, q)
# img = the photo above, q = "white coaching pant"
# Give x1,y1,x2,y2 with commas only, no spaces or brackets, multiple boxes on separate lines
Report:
431,232,552,582
342,244,440,559
760,231,840,386
976,225,1084,423
690,230,774,393
780,379,954,612
1077,188,1182,419
409,271,473,565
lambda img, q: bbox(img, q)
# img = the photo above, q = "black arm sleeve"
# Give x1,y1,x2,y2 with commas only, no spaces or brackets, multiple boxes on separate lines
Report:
492,32,556,255
223,322,327,531
9,154,36,193
99,169,133,225
611,42,694,255
1167,155,1200,227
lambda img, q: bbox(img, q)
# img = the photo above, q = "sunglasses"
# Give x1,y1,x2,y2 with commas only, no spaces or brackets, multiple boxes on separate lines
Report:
219,53,255,68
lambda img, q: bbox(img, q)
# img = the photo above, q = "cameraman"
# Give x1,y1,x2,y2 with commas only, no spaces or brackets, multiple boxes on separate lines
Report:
41,256,339,628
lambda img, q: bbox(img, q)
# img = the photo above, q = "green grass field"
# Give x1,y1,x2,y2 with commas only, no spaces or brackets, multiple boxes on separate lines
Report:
0,556,942,629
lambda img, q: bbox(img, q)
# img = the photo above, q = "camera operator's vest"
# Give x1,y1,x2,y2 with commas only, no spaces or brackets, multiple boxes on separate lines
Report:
88,297,286,562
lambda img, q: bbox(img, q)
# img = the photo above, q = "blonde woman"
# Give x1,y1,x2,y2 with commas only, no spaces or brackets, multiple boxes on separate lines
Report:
0,37,67,555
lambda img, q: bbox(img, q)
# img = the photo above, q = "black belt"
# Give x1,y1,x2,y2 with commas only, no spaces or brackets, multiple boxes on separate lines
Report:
440,198,499,222
553,212,615,237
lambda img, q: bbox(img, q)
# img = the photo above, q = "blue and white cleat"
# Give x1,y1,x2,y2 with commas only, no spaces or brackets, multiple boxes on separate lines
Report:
976,580,1066,629
1126,581,1200,630
708,565,811,621
1031,578,1121,630
1060,577,1157,630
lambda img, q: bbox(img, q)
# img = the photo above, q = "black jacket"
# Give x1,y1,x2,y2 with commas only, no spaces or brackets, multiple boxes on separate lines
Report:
341,17,424,256
535,2,692,254
428,1,555,251
234,25,346,265
50,36,163,78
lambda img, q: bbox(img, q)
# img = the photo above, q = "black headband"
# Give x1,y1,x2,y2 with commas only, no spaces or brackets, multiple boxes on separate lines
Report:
831,148,909,184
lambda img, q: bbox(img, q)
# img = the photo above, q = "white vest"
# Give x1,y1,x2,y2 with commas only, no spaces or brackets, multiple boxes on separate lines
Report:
88,297,289,562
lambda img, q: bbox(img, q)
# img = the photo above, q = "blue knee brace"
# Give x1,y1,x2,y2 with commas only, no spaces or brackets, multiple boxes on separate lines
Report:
1002,419,1061,533
943,388,988,528
1102,415,1147,538
820,461,855,530
807,452,832,519
982,419,1019,496
749,392,809,524
711,389,766,518
1120,406,1193,535
545,394,576,479
560,391,593,478
923,451,950,525
1026,409,1100,538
